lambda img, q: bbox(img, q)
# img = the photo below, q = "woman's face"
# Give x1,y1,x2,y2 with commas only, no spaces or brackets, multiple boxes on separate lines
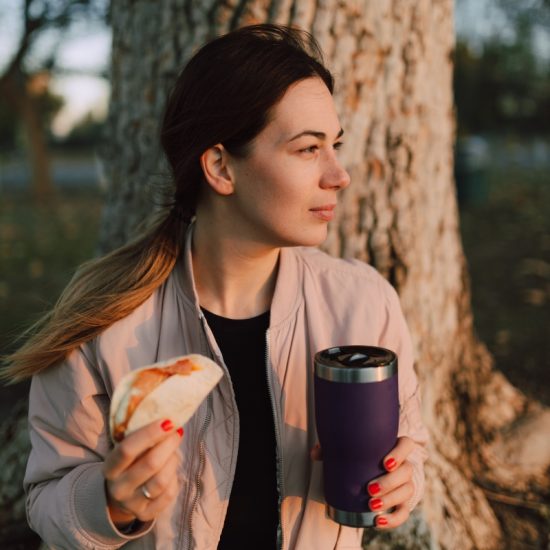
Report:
225,77,351,248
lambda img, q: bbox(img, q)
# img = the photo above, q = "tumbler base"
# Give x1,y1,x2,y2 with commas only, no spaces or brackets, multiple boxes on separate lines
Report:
326,505,380,527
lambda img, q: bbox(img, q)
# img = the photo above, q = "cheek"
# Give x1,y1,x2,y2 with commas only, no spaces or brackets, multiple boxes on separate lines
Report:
259,161,311,206
237,154,316,225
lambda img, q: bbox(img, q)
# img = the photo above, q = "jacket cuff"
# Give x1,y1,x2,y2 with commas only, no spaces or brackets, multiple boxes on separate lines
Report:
72,463,155,546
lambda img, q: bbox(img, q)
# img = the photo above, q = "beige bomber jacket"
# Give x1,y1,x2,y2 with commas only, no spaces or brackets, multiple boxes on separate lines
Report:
24,223,429,549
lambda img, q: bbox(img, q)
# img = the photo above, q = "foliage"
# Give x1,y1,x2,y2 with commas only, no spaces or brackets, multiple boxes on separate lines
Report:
55,112,106,149
454,1,550,136
0,86,64,151
454,39,549,136
460,168,550,406
0,1,109,154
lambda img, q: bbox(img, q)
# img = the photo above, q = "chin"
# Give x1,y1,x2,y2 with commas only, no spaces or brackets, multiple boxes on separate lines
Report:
279,226,328,248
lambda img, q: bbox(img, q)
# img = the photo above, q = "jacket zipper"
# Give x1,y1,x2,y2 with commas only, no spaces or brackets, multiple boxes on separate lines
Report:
182,311,215,550
183,391,212,550
265,329,285,550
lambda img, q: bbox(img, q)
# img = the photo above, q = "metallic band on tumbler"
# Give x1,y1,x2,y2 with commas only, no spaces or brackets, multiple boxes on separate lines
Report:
328,506,396,527
314,346,397,383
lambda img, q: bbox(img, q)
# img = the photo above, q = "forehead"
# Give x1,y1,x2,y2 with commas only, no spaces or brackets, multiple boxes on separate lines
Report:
264,78,340,142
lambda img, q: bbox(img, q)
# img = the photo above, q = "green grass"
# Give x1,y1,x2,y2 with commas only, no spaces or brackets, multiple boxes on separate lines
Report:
459,167,550,406
0,189,104,358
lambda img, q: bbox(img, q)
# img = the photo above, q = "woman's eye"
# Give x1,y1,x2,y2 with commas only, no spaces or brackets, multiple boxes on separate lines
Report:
299,142,344,154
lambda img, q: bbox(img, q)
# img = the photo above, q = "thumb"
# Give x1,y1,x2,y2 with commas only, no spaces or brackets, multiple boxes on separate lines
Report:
310,443,323,461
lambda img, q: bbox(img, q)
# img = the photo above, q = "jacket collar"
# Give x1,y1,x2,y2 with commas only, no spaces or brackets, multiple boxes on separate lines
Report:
174,220,304,328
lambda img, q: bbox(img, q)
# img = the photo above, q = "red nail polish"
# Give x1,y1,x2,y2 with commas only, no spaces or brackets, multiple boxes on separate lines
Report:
376,516,388,527
177,427,184,437
370,498,383,510
161,419,173,431
368,482,381,496
385,457,396,470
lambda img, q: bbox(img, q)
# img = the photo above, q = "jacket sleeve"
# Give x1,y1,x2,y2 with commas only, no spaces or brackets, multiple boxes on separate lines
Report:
24,345,154,549
378,280,430,512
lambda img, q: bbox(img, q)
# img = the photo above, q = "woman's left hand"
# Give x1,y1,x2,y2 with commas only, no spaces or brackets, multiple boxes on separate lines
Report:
310,435,416,530
364,436,415,529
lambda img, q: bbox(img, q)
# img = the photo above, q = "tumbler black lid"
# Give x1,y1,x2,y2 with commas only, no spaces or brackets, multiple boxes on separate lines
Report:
314,345,397,383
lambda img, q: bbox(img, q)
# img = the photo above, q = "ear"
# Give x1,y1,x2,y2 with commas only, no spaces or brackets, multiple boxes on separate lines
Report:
199,144,235,196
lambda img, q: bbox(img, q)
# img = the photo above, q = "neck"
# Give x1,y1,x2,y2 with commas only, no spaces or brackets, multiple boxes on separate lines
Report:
191,215,280,320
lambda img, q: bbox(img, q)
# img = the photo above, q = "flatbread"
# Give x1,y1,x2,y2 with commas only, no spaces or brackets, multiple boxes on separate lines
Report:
109,354,224,441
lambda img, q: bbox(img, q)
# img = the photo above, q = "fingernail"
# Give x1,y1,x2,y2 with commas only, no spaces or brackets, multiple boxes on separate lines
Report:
177,427,184,437
384,457,396,470
161,419,173,431
376,516,388,527
370,498,383,510
368,482,381,496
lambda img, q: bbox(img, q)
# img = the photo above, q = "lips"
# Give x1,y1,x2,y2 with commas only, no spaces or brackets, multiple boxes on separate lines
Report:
310,204,336,212
309,204,336,222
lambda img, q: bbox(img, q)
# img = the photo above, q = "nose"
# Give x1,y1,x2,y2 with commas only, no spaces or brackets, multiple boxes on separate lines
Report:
320,156,351,191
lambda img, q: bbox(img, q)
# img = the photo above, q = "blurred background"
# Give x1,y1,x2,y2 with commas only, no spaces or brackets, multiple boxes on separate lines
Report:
0,0,548,539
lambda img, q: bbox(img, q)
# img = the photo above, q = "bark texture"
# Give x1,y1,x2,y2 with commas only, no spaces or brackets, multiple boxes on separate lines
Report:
101,1,550,548
4,1,547,549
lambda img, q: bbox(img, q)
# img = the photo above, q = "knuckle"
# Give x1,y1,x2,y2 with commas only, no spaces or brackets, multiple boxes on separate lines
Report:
108,484,125,502
161,469,179,494
135,510,150,523
143,453,162,473
117,445,133,463
151,476,167,495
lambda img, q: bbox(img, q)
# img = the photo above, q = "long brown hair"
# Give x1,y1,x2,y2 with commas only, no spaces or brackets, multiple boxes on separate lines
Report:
1,23,334,383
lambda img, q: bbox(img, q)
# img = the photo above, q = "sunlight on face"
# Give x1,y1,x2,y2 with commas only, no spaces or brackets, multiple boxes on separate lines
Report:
227,77,351,248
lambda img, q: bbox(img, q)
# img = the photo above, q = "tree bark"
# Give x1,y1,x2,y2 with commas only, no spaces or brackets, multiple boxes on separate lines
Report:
3,1,547,548
99,1,550,548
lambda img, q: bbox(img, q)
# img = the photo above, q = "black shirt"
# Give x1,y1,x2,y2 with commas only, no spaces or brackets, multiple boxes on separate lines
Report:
201,307,278,550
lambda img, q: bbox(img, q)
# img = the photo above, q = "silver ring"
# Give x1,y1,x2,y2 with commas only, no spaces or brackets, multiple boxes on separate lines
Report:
141,484,153,500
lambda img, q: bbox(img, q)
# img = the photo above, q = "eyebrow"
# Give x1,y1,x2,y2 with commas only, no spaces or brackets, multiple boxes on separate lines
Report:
287,128,344,142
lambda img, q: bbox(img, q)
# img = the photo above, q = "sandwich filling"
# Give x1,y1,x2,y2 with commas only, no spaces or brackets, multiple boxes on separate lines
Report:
113,358,200,441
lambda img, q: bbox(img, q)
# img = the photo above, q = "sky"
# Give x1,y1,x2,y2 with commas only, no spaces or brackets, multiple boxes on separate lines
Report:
1,0,548,138
0,1,111,137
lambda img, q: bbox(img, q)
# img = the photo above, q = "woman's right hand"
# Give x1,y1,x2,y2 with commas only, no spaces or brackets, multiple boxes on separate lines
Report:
103,419,184,529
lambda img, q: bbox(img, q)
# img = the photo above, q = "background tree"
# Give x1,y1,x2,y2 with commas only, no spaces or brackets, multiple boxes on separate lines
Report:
101,2,550,548
0,0,108,200
454,2,550,137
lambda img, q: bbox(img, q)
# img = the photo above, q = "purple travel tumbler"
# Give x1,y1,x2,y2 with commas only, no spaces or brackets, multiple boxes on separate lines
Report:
314,346,399,527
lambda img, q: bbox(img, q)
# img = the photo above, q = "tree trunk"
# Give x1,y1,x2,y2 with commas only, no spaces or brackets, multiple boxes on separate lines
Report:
100,1,550,548
0,69,55,202
4,1,547,548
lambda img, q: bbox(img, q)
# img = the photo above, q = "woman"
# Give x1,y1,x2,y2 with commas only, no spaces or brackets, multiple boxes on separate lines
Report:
4,24,428,549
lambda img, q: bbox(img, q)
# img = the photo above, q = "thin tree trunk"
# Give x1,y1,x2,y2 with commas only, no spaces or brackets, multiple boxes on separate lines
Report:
1,70,55,201
21,92,55,202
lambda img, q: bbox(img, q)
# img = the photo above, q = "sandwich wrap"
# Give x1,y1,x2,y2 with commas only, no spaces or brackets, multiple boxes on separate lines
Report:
109,354,224,442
